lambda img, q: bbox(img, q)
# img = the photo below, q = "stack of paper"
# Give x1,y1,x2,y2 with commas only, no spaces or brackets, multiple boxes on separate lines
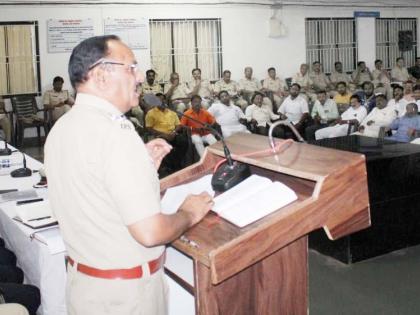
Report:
13,200,58,229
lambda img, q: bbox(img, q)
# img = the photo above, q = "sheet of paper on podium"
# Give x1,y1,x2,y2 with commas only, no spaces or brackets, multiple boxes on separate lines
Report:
161,174,297,227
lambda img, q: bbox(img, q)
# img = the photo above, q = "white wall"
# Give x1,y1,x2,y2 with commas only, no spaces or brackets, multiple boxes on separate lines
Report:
0,3,419,95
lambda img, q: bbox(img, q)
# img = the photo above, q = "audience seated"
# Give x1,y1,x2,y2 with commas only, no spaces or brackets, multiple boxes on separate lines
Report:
43,76,74,123
357,81,376,112
408,57,420,82
403,80,415,102
292,63,315,102
330,61,350,89
164,72,191,112
0,97,12,143
385,103,420,143
315,94,367,140
413,84,420,107
354,93,396,138
372,59,391,98
391,57,410,83
245,92,280,136
262,67,288,112
388,84,408,117
305,90,339,140
333,81,352,114
277,83,310,139
180,95,218,157
145,93,189,172
309,61,331,93
352,61,373,88
207,91,249,138
213,70,240,101
188,68,213,109
237,67,271,111
140,69,162,96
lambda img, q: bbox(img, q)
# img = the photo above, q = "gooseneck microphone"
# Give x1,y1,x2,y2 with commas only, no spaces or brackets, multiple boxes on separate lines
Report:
143,94,251,192
11,152,32,178
0,138,11,156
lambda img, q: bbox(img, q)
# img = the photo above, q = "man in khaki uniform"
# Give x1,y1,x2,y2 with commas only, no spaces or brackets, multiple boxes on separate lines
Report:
0,97,12,143
262,67,288,111
164,73,191,112
237,67,272,111
188,68,213,109
391,57,411,83
309,61,331,93
292,63,315,102
330,61,350,88
352,61,373,87
45,35,213,315
43,76,74,122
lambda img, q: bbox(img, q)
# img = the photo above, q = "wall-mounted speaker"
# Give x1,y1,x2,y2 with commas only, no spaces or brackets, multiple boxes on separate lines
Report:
398,30,413,52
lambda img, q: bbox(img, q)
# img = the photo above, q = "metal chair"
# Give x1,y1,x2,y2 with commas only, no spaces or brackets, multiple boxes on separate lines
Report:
11,95,48,146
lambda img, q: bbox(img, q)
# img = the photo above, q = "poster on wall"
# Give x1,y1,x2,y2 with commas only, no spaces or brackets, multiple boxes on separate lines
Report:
104,18,149,50
47,19,95,53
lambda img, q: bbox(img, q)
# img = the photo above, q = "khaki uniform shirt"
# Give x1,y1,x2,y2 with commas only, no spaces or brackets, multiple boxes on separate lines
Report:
330,71,350,85
262,77,287,92
45,93,164,269
43,89,74,107
238,78,262,93
391,67,410,82
188,80,212,98
213,79,239,97
372,69,390,86
164,82,191,100
309,72,330,90
140,82,162,95
351,70,372,85
292,72,313,89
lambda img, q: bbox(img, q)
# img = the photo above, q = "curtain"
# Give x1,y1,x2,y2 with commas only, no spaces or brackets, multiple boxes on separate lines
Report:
0,27,7,95
196,20,220,81
150,21,172,82
173,21,195,82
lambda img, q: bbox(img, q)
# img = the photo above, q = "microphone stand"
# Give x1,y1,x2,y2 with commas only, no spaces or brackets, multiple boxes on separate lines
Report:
0,136,11,156
11,152,32,178
268,120,305,150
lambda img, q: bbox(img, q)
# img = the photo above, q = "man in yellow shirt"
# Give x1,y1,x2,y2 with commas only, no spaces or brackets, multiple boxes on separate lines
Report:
145,93,189,172
333,81,352,114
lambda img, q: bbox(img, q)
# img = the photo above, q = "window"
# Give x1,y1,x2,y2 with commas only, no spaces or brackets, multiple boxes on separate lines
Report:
376,18,417,69
305,18,357,74
149,19,222,83
0,21,40,97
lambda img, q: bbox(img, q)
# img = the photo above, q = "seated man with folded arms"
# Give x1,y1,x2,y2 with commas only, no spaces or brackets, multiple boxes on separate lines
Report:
277,83,310,139
43,76,74,123
237,67,272,111
180,95,218,157
387,84,408,118
245,92,280,136
355,93,396,138
188,68,213,109
164,72,191,112
208,90,249,138
305,90,339,141
330,61,350,90
334,81,352,114
372,59,391,97
262,67,288,112
145,93,188,172
385,103,420,143
292,63,315,102
213,70,239,100
352,61,373,88
315,94,367,140
391,57,410,83
0,97,12,143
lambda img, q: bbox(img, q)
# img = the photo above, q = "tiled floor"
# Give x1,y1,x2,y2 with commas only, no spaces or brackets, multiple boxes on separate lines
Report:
18,139,420,315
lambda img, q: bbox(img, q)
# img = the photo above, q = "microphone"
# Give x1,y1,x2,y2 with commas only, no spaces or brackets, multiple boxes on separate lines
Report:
268,120,305,150
143,94,251,192
11,152,32,178
0,137,11,156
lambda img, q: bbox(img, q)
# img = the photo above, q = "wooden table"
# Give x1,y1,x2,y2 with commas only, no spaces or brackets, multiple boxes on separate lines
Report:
161,133,370,314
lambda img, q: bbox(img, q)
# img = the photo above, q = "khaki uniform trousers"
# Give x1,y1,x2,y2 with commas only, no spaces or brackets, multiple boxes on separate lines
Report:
66,264,169,315
0,116,12,143
52,105,71,122
0,303,29,315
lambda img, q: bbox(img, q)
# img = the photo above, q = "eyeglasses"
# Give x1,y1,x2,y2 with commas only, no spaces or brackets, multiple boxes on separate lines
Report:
88,59,139,75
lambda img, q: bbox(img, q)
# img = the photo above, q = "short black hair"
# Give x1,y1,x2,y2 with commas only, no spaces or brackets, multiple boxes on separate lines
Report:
317,90,327,95
53,76,64,84
413,84,420,91
337,81,347,88
223,70,231,75
374,59,382,65
218,90,229,98
357,61,365,67
251,92,264,103
393,85,404,91
290,83,301,90
312,61,320,65
396,57,404,62
350,94,361,103
192,68,201,74
68,35,120,89
191,94,202,102
268,67,276,72
362,81,374,89
334,61,342,67
155,92,166,99
146,69,156,76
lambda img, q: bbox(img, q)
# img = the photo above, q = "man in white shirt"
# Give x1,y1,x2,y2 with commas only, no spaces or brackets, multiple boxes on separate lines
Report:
208,90,249,138
387,84,408,117
305,90,339,140
188,68,213,109
277,83,310,139
315,94,367,140
391,57,410,83
245,92,279,135
355,93,396,138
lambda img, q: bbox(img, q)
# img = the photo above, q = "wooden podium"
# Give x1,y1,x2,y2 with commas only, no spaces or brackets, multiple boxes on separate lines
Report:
161,133,370,315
